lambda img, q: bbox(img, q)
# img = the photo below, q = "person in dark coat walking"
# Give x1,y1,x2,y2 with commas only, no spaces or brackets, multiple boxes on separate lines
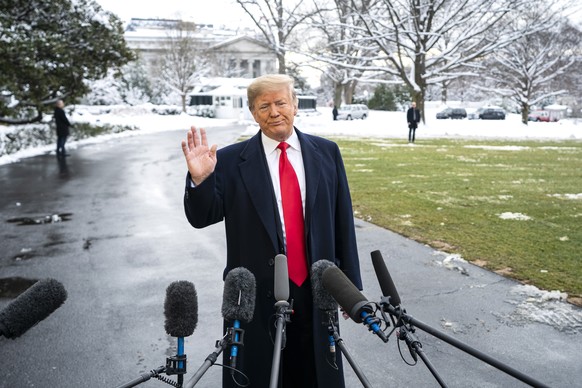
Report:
53,99,71,157
407,101,421,143
332,105,338,120
181,74,362,388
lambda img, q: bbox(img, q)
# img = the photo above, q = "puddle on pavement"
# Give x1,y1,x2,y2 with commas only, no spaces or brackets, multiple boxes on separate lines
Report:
6,213,73,226
0,277,38,298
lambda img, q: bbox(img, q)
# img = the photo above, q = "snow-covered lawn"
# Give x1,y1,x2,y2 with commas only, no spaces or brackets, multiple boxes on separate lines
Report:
1,104,580,166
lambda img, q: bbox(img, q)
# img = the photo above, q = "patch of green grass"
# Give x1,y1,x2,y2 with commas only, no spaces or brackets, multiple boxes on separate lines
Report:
335,138,582,301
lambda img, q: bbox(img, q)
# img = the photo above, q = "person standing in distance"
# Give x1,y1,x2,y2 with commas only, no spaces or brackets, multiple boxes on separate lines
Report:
407,101,421,143
53,99,71,157
181,74,362,388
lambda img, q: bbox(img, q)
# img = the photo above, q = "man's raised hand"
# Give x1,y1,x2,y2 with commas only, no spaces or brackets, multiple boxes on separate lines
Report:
181,126,218,185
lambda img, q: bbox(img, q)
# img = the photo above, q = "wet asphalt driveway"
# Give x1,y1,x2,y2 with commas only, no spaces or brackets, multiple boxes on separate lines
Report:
0,125,581,388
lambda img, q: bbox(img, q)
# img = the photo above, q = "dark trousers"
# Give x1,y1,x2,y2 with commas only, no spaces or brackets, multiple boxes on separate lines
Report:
56,135,68,155
408,126,416,142
281,280,317,388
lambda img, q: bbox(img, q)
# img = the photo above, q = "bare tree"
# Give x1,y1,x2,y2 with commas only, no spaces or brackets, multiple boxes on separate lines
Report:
157,21,210,112
235,0,320,74
479,2,581,124
298,0,540,121
351,0,545,121
307,0,378,106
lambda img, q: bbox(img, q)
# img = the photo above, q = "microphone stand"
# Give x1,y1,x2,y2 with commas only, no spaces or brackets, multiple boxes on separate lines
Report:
326,312,373,388
184,330,232,388
115,350,187,388
395,318,447,388
115,366,167,388
269,299,293,388
380,297,550,388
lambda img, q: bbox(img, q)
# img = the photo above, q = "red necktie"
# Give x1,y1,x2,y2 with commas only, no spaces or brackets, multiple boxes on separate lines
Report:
277,142,308,286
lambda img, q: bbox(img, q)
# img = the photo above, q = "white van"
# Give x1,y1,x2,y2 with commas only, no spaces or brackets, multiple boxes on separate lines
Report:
337,104,369,120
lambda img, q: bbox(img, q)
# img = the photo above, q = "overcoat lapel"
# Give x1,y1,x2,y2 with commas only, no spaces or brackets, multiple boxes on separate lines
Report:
296,129,321,242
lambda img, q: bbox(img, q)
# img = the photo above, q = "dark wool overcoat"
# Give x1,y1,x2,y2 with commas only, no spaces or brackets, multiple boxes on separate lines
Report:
407,107,421,129
54,107,70,137
184,128,362,388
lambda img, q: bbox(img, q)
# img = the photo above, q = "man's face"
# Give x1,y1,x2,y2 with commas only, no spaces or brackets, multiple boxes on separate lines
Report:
411,102,416,108
251,87,297,142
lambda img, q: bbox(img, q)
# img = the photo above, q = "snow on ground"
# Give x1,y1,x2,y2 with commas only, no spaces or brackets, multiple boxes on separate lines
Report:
1,105,580,166
498,212,532,220
499,284,582,334
293,106,582,141
433,252,582,330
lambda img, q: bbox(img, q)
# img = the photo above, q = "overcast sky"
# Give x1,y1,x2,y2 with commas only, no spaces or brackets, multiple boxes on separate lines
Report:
95,0,251,26
96,0,581,31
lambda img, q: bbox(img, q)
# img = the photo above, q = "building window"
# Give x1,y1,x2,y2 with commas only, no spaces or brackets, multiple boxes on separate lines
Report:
240,60,249,77
253,60,261,77
189,95,213,105
298,97,317,110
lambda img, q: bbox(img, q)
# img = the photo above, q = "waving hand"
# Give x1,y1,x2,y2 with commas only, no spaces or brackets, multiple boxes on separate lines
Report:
181,126,218,185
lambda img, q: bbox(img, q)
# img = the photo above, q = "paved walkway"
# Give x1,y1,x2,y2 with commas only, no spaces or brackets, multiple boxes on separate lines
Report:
0,125,580,387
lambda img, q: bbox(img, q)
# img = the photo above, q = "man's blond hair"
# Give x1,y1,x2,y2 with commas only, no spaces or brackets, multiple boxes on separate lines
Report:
247,74,298,110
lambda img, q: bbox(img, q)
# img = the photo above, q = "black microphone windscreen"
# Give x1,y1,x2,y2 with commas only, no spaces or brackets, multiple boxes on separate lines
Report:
221,267,256,323
164,280,198,338
274,254,289,302
322,266,369,323
311,260,338,311
0,278,67,339
371,250,402,306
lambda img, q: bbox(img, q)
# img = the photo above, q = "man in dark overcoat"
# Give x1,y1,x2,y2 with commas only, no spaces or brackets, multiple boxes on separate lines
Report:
407,101,421,143
181,74,362,388
53,99,71,157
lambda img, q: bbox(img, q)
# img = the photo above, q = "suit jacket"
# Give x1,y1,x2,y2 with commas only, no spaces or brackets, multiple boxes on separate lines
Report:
184,128,362,387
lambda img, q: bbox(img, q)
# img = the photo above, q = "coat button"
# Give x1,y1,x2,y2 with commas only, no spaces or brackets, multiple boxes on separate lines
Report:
268,259,274,266
266,290,272,298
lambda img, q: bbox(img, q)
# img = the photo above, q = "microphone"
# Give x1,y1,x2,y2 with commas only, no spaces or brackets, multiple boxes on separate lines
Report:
164,280,198,337
322,266,388,343
311,260,338,311
164,281,198,377
274,254,289,302
221,267,256,373
0,278,67,339
311,260,339,361
371,250,401,307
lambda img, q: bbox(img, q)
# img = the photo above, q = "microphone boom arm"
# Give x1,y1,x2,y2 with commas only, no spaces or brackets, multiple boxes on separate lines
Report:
394,318,448,388
115,366,175,388
326,313,373,388
185,334,230,388
381,298,551,388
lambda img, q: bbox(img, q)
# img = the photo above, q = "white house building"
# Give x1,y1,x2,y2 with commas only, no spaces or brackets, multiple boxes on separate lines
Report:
122,18,315,119
123,18,277,79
